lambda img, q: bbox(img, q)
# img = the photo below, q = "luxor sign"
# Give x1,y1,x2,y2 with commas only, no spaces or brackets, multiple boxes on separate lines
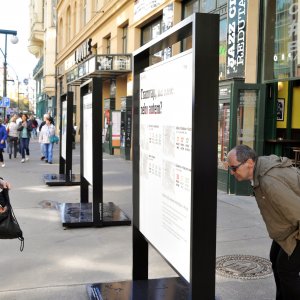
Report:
75,39,92,63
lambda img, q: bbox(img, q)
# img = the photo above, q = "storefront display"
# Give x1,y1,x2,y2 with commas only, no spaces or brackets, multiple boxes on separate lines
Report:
263,0,299,80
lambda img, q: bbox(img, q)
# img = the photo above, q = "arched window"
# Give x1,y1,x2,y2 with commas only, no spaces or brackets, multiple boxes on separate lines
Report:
58,18,64,52
83,0,87,26
74,2,77,34
67,6,71,42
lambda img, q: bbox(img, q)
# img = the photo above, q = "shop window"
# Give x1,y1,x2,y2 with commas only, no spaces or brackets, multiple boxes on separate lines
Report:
236,90,257,149
218,103,230,169
182,0,227,81
122,25,128,54
219,18,227,80
263,0,299,80
141,18,162,45
218,0,226,6
104,35,111,54
141,18,163,64
183,0,199,17
200,0,216,12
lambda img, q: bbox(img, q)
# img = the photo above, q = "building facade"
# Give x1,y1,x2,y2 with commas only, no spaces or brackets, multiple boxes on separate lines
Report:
28,0,57,118
35,0,300,195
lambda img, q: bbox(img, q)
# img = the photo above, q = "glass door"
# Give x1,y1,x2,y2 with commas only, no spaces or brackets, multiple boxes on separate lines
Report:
229,82,266,195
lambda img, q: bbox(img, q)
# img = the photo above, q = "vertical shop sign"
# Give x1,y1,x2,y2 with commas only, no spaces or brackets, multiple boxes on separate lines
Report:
226,0,247,78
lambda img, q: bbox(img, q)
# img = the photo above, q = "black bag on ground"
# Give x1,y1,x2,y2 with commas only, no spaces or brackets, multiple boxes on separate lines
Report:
0,188,24,251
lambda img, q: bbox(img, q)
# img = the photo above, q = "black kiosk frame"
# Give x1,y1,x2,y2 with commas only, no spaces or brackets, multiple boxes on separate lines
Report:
60,78,131,227
87,13,219,299
43,91,81,186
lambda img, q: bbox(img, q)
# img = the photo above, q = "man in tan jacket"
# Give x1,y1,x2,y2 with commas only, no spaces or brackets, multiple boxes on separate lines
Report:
227,144,300,300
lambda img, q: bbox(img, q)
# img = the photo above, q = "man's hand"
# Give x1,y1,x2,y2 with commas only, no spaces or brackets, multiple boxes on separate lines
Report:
0,179,11,189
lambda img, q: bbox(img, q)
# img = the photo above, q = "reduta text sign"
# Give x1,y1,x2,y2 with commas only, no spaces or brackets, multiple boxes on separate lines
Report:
226,0,247,78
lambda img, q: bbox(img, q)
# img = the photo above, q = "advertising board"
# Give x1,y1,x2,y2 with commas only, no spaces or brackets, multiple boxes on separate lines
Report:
61,101,67,160
139,50,192,282
83,93,93,184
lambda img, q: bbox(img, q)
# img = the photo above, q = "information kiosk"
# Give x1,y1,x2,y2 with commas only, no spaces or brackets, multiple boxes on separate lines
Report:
43,92,81,186
86,13,219,299
60,78,131,227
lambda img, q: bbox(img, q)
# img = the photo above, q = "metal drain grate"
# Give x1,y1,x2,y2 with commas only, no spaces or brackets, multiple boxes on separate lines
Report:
216,254,273,280
39,200,59,210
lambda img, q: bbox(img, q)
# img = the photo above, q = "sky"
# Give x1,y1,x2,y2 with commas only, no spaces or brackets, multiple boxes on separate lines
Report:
0,0,38,82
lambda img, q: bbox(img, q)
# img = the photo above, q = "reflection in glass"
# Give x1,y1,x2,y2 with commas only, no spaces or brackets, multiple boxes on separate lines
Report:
200,0,216,12
218,103,230,169
219,18,227,80
236,90,257,149
263,0,300,80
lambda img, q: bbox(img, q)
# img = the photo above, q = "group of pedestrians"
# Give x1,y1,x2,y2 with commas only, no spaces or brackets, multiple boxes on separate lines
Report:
0,112,56,167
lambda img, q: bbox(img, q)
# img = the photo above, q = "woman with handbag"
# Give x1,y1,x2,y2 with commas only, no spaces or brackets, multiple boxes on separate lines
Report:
17,114,32,163
0,119,7,167
6,115,19,159
39,115,56,164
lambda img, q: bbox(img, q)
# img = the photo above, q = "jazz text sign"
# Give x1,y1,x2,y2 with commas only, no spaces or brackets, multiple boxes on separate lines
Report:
226,0,247,78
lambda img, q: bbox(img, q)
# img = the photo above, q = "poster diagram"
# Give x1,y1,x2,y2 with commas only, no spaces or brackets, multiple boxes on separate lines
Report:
139,50,193,282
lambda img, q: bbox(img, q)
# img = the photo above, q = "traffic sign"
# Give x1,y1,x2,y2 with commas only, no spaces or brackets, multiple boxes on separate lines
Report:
0,97,10,107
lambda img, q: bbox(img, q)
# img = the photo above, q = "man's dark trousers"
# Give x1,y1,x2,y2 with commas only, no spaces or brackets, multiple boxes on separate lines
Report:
270,240,300,299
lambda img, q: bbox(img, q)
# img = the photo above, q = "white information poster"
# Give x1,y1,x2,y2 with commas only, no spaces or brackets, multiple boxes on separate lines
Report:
139,50,192,282
61,101,67,160
112,111,121,147
83,94,93,185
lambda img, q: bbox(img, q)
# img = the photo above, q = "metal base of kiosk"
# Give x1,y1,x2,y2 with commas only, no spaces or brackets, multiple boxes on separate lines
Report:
59,202,131,227
86,277,190,300
43,174,81,186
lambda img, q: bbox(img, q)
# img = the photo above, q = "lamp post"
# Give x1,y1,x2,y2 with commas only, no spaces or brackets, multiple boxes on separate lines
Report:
18,92,24,112
0,29,18,99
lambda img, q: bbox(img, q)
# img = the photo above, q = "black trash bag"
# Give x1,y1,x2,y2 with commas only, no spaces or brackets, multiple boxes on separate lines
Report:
0,188,24,251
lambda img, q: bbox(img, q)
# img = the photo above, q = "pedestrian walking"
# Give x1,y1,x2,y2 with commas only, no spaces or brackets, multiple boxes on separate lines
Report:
30,115,38,139
17,114,32,163
0,119,7,167
227,144,300,300
39,115,56,164
39,113,54,160
6,115,19,159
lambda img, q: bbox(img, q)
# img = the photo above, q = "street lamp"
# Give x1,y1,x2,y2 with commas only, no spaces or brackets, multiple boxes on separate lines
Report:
18,92,25,112
0,29,18,99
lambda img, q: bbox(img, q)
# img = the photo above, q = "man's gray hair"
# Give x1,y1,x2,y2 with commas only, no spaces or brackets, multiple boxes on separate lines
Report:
233,144,257,163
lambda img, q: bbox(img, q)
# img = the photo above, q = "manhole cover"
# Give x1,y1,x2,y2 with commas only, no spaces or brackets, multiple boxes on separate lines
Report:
39,200,59,210
216,255,273,280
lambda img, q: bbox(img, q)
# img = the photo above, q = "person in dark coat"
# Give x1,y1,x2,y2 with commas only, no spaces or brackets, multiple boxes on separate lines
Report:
0,118,7,167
